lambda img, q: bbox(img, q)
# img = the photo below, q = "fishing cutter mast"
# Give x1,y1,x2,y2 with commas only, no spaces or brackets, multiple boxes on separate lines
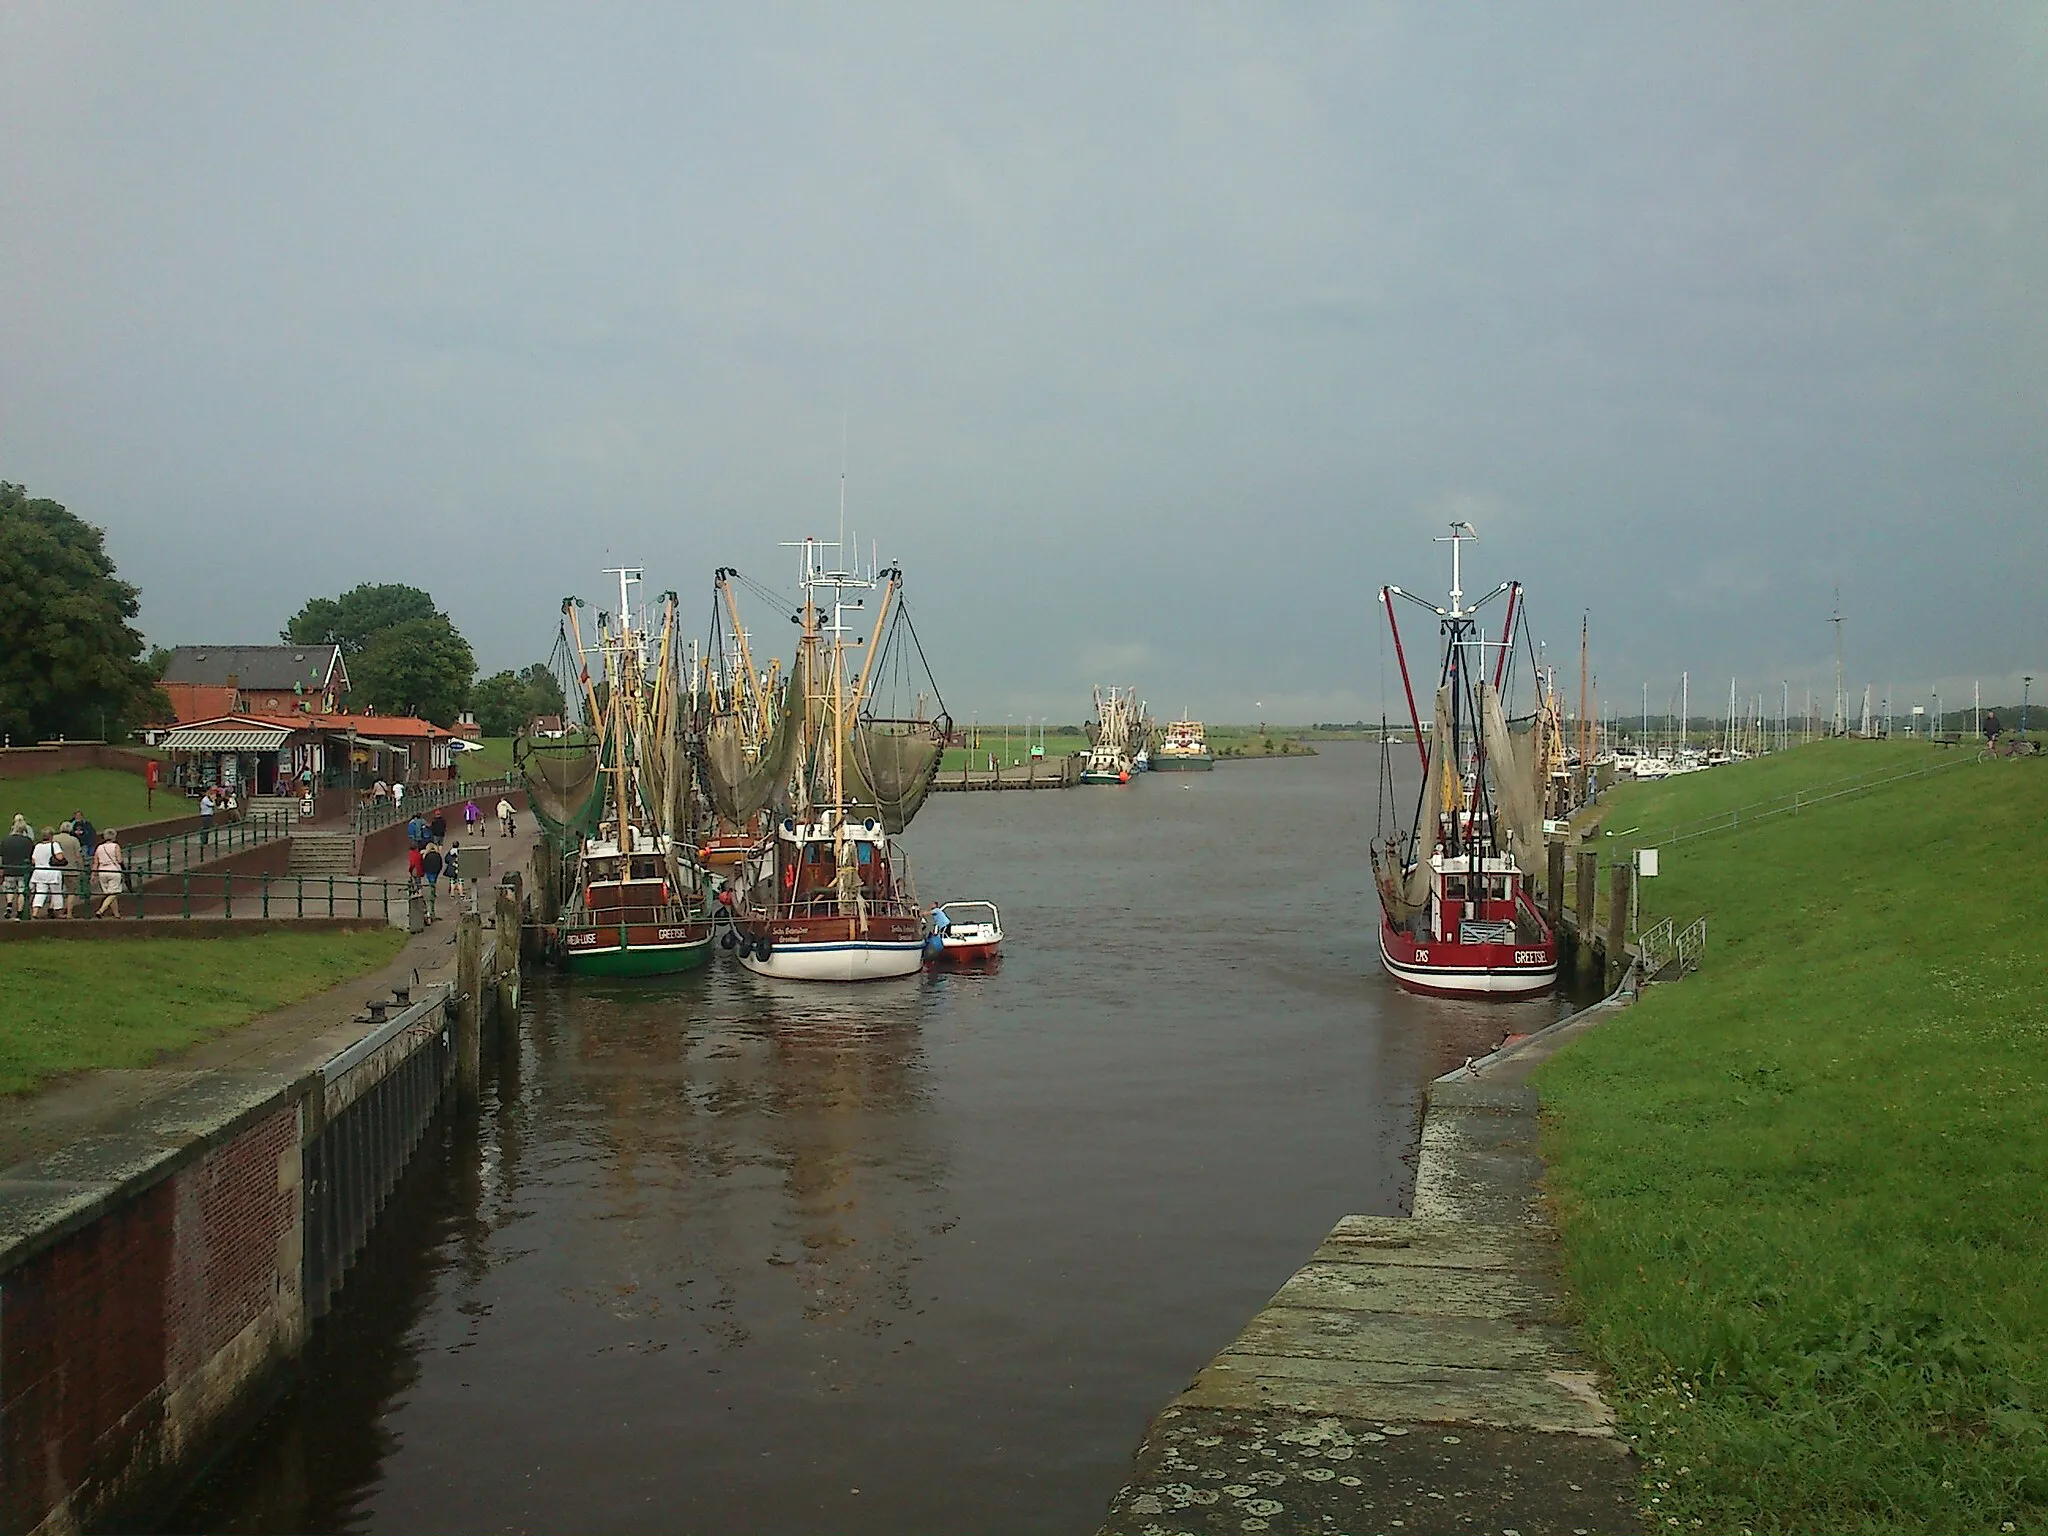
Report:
1372,523,1558,998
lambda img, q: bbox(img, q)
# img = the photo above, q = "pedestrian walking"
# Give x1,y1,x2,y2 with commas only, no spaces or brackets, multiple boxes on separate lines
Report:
29,827,67,919
445,842,464,901
72,812,97,862
92,829,127,918
464,798,482,838
1,814,32,920
372,778,389,806
406,843,425,896
497,797,514,837
54,821,85,918
420,844,443,920
391,781,406,813
429,810,447,846
199,787,217,849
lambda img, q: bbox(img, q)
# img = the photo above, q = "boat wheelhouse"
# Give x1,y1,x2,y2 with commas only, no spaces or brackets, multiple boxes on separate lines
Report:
558,830,713,976
1153,718,1215,771
1372,523,1558,1000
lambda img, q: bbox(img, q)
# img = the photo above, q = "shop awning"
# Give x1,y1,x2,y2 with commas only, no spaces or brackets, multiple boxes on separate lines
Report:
159,725,293,751
331,734,406,753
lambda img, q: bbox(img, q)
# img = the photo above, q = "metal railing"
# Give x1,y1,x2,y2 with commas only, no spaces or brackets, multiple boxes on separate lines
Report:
124,811,294,880
1637,914,1708,981
120,871,409,920
351,775,514,836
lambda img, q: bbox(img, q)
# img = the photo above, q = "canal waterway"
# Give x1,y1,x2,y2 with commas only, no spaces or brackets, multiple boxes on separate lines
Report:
170,743,1590,1535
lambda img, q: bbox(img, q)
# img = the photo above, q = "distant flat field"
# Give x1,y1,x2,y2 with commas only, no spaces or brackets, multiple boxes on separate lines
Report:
0,929,406,1096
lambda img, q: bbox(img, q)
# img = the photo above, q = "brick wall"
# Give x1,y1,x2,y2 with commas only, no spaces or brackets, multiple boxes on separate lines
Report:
0,744,156,782
0,1101,305,1533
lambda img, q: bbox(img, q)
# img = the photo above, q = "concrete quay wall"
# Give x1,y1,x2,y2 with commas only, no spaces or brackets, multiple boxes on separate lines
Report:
0,917,523,1536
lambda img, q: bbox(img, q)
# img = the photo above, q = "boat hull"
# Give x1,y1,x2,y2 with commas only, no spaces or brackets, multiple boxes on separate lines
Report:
1079,771,1132,785
927,938,1002,966
1378,918,1556,998
1150,754,1214,771
739,939,926,981
558,923,714,976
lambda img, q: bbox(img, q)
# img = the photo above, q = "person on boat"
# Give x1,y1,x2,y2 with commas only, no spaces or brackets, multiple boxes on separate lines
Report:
929,905,950,939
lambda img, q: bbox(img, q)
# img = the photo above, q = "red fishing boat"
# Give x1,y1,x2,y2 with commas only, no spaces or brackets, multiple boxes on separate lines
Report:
1372,523,1558,999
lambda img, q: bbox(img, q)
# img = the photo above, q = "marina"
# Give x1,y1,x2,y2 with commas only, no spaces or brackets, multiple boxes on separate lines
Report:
159,745,1593,1534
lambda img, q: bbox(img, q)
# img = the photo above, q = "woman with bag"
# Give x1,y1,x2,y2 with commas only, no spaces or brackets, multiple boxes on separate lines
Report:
93,829,127,918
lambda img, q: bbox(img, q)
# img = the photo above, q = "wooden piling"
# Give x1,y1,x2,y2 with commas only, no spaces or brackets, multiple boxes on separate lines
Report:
1546,840,1565,930
1574,848,1597,926
1606,862,1633,959
456,911,482,1109
494,882,522,1045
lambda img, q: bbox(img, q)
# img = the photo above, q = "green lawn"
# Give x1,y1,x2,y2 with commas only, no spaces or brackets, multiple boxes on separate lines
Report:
0,929,407,1096
1538,742,2048,1532
2,767,161,836
942,730,1091,771
455,735,516,778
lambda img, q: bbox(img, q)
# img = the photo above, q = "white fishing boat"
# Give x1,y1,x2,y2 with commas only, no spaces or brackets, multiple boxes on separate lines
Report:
715,532,949,982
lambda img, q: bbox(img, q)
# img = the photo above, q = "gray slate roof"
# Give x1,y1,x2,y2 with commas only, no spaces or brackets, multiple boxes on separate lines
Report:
162,644,347,691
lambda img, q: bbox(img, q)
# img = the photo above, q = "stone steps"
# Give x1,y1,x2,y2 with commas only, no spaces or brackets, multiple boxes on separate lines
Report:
289,832,359,876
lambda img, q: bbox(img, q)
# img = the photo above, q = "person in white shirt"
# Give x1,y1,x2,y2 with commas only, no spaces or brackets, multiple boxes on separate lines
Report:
496,798,515,837
392,782,406,811
30,828,67,918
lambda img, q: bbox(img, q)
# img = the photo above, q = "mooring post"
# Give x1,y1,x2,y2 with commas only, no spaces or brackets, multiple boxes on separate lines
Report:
1607,862,1633,954
1575,848,1598,928
494,881,522,1045
1546,840,1565,930
456,911,483,1109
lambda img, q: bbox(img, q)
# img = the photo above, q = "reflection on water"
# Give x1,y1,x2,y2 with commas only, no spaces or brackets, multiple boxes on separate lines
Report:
171,744,1593,1535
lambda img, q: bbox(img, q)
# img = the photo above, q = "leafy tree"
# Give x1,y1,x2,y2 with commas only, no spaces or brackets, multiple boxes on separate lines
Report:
519,662,568,720
470,671,529,737
283,584,437,657
0,483,164,743
350,614,476,726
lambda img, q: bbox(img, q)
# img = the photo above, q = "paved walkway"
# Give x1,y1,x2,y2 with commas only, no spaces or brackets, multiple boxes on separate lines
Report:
0,817,541,1176
1099,993,1644,1536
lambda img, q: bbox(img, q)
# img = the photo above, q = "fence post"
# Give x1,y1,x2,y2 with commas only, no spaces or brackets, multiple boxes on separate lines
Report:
1574,848,1598,927
456,912,483,1110
1546,840,1565,931
223,873,233,919
261,873,270,918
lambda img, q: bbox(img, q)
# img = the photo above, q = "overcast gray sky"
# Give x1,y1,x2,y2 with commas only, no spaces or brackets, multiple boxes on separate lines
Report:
4,4,2044,724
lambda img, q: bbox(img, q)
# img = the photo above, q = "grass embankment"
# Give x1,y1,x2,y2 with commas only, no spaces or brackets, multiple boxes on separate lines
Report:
456,736,517,778
1209,727,1315,760
1538,741,2048,1532
941,731,1091,772
0,930,406,1096
2,768,159,835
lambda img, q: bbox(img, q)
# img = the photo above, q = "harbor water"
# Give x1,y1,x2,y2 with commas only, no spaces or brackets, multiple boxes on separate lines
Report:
170,742,1589,1535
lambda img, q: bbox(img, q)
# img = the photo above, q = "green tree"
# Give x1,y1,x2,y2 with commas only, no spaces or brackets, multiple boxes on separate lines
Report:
470,670,529,736
518,662,568,720
351,615,476,726
283,584,437,657
0,484,163,743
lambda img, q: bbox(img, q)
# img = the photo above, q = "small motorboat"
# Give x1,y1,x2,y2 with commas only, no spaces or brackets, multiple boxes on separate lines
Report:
925,901,1004,966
